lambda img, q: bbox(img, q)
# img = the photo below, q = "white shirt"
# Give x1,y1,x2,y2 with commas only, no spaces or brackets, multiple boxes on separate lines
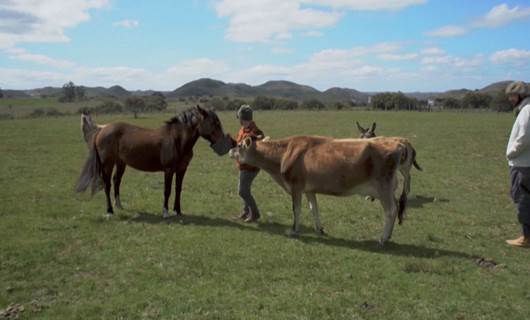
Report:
507,98,530,167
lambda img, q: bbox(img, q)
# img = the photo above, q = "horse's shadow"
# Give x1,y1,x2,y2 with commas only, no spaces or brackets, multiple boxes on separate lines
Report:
124,211,474,260
408,195,450,209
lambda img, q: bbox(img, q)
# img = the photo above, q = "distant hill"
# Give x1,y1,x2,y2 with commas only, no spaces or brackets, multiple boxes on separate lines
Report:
2,79,528,104
168,78,369,103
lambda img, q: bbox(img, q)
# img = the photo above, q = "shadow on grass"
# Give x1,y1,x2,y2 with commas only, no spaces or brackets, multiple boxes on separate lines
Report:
408,194,450,209
126,211,474,260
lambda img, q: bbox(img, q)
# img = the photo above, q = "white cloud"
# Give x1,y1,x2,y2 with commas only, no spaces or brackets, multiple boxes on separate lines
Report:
474,4,530,28
377,53,418,61
113,19,139,29
271,47,294,54
303,30,324,37
215,0,341,43
0,0,108,47
302,0,426,11
215,0,425,43
425,25,468,37
421,54,484,69
166,58,228,78
4,47,75,68
491,48,530,64
426,3,530,38
421,47,445,56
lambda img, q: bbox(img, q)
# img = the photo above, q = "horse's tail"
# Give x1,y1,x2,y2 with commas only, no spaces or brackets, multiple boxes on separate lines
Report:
396,143,408,225
81,112,103,147
412,147,422,171
397,188,407,225
75,134,103,195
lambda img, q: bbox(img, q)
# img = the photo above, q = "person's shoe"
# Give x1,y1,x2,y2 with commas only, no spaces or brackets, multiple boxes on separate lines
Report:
244,213,260,223
506,236,530,247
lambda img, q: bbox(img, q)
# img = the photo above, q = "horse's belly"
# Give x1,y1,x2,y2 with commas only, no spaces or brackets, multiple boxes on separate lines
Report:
122,154,163,172
305,181,376,198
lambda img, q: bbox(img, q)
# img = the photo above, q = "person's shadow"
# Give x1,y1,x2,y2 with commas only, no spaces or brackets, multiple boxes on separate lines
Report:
123,211,474,260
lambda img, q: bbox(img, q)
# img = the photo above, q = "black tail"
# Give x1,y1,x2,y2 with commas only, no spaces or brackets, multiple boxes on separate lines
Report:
75,139,103,195
412,147,422,171
398,190,407,225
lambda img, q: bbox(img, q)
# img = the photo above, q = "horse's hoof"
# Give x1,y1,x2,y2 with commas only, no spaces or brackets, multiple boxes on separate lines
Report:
172,211,183,217
105,213,113,220
316,228,326,236
162,209,169,219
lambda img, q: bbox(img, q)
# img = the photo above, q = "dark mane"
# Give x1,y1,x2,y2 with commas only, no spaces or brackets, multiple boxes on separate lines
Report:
165,108,201,127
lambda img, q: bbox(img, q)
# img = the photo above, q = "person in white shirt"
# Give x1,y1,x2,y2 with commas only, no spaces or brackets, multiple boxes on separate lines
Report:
506,81,530,247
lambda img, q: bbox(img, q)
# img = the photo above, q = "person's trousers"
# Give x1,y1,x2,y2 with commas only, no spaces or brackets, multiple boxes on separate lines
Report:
510,166,530,237
238,170,259,216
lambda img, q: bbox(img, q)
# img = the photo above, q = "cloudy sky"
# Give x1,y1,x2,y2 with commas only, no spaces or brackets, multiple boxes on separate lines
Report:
0,0,529,91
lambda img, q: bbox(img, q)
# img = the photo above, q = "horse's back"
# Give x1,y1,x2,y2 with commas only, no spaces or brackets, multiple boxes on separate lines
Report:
95,122,166,171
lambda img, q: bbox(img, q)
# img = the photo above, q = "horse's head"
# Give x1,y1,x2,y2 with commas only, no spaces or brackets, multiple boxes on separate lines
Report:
195,105,231,156
356,121,377,139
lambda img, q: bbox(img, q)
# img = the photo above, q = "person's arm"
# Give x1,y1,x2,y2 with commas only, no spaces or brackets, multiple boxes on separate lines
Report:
507,106,530,160
253,127,265,141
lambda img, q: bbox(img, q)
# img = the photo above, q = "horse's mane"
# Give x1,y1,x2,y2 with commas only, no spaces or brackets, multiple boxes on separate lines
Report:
165,108,201,127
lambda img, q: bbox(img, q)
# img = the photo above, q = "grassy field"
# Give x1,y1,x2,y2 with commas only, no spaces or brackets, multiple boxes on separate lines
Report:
1,109,529,319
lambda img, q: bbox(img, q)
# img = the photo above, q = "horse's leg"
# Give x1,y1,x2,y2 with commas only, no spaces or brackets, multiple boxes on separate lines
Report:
113,162,126,210
102,163,114,217
289,190,303,237
163,170,174,218
305,193,325,235
378,184,398,246
173,168,187,216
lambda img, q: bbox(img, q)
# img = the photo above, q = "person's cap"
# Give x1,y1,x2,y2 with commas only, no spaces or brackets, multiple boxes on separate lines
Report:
237,104,253,121
505,81,528,96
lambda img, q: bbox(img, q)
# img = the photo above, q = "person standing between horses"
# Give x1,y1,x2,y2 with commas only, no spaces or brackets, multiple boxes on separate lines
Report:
506,81,530,247
232,105,264,222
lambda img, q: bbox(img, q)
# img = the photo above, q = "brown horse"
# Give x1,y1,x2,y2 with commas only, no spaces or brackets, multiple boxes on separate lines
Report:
76,106,229,218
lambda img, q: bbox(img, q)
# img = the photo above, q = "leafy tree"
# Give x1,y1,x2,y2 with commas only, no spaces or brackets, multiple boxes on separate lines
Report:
125,97,146,118
439,97,461,109
462,92,492,109
59,81,85,102
0,88,3,98
301,99,326,110
371,92,418,111
145,93,167,112
60,81,76,102
490,90,512,112
253,96,275,110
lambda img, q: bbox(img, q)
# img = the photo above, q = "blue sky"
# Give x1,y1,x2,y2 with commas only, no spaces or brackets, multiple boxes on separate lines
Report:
0,0,529,91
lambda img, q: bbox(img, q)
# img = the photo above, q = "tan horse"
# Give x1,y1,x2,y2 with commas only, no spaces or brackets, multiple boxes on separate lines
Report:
356,121,422,221
229,135,406,245
76,106,229,218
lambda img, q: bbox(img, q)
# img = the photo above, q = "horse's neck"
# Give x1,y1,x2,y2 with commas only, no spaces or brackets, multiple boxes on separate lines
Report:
174,124,200,154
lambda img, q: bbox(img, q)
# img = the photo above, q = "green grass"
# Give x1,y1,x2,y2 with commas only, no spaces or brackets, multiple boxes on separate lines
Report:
1,110,529,319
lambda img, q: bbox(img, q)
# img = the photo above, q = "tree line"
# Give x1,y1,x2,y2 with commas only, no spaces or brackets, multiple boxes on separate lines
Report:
370,90,512,112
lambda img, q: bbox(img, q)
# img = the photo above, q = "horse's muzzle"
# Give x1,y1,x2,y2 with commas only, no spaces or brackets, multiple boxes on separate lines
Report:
210,134,232,156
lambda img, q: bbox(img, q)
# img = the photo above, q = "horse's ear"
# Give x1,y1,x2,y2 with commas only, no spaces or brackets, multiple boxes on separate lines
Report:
370,122,376,133
196,105,209,117
356,121,365,133
243,137,252,148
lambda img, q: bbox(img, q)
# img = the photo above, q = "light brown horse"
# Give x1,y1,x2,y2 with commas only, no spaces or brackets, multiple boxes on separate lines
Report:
76,106,228,218
356,121,422,222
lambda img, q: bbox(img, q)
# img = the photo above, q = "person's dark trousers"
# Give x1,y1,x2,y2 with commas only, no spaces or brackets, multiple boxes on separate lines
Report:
510,166,530,237
238,170,259,218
